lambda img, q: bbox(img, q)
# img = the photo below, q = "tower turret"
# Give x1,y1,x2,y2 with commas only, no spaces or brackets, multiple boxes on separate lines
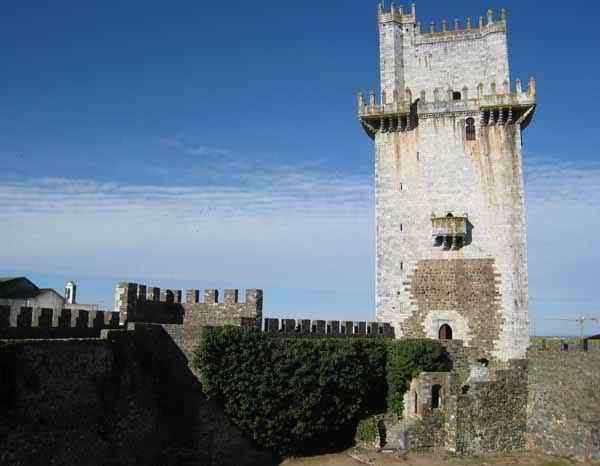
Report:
359,4,536,361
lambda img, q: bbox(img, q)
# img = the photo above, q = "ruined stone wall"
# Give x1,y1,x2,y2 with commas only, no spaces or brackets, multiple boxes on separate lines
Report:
526,344,600,461
375,112,529,361
393,360,528,455
0,327,275,466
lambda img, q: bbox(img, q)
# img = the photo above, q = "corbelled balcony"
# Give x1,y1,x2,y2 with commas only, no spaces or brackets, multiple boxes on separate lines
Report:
432,214,468,250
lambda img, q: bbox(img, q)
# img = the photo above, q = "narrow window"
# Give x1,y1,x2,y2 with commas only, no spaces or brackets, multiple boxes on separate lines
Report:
400,183,403,191
414,392,418,414
452,91,461,101
400,261,403,270
431,384,442,409
400,223,403,232
465,117,476,141
417,151,420,161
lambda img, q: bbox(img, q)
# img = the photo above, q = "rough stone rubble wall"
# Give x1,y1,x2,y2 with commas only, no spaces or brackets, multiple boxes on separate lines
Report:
115,282,263,327
399,351,528,455
0,327,274,466
526,347,600,461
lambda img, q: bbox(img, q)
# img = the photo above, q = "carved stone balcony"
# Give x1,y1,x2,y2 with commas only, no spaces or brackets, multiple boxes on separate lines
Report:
432,214,468,250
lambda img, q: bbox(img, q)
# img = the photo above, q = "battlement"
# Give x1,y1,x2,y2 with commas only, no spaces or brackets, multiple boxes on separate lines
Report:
0,304,119,339
378,2,416,25
358,78,535,116
415,9,507,45
529,337,600,353
116,282,263,326
358,77,536,138
263,317,395,338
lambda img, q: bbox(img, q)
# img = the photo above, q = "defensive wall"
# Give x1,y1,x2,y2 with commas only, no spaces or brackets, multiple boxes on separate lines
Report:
0,305,119,339
0,325,276,466
383,339,528,455
382,337,600,459
2,280,599,461
526,338,600,461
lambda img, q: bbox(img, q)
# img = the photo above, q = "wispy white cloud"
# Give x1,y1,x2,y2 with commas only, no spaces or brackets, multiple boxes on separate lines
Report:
160,138,231,157
1,152,599,334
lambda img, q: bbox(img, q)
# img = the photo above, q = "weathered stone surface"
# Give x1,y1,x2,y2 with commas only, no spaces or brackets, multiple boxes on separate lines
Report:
403,259,505,358
0,329,275,466
366,5,532,361
526,348,600,461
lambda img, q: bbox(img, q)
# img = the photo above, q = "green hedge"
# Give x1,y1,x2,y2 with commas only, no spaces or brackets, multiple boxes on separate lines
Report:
195,327,387,455
194,328,447,456
386,339,449,416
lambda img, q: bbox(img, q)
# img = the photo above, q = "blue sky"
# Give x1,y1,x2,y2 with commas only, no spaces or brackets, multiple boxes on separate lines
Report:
1,0,599,336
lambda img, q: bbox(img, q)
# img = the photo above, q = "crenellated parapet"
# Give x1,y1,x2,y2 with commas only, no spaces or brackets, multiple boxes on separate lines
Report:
262,317,395,338
529,337,600,353
358,77,536,138
378,2,416,25
0,304,119,339
414,8,507,45
115,282,263,328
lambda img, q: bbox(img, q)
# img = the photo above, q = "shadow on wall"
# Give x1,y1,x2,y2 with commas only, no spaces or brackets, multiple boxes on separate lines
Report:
0,325,278,466
465,218,474,247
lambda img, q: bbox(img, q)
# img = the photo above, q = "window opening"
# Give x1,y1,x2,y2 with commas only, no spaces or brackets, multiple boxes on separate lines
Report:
431,384,442,409
452,91,461,101
414,392,418,414
466,117,476,141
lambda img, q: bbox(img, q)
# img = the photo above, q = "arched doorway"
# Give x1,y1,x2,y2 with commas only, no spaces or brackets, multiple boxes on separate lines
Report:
438,324,453,340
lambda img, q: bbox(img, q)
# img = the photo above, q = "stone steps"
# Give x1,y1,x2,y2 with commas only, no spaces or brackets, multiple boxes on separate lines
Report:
381,417,415,450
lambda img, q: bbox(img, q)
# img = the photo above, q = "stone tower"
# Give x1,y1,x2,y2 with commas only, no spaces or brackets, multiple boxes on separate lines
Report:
358,3,536,360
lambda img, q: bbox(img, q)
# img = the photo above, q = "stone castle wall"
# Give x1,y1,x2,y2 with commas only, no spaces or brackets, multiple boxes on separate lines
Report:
526,342,600,461
392,339,528,455
0,304,119,339
0,326,275,466
115,282,263,327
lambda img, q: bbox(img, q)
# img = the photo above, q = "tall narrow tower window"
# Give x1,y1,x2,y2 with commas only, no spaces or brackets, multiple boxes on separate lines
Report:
465,117,476,141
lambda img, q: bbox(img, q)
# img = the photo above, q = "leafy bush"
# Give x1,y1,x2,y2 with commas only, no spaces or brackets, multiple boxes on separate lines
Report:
355,415,383,446
386,339,449,416
194,327,387,456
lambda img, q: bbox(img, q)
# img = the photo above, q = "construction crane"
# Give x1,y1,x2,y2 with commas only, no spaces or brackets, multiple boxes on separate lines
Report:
530,315,600,338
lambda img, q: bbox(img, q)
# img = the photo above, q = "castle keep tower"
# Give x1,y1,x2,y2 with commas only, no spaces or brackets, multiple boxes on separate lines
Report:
358,4,536,360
